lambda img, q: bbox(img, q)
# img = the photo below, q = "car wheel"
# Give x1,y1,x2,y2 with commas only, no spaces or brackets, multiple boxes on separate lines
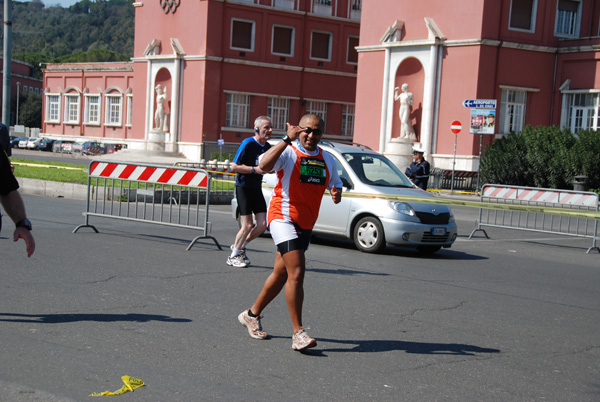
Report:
353,216,385,253
416,245,442,254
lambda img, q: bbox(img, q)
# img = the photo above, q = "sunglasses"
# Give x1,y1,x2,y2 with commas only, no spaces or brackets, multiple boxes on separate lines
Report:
300,126,323,136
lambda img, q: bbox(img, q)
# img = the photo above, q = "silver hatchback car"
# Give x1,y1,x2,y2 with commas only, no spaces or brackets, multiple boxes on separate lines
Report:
232,140,457,254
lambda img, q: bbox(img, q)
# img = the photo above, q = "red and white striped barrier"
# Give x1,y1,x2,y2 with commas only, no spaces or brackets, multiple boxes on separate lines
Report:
89,162,208,188
482,185,598,207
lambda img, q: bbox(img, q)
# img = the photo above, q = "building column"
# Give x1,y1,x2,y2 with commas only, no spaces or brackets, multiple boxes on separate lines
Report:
420,41,438,159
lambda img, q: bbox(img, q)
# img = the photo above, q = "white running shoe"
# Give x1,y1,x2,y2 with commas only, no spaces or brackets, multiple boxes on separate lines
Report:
227,254,248,268
230,245,250,265
238,309,267,339
292,328,317,350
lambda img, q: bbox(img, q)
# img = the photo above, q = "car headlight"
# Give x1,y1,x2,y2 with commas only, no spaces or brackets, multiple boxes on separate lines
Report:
388,201,416,216
449,210,455,223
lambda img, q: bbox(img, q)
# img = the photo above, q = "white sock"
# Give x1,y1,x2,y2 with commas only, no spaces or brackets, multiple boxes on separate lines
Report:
230,247,240,257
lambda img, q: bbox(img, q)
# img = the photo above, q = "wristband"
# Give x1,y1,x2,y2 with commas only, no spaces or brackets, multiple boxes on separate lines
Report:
282,135,292,145
250,166,255,174
16,218,32,231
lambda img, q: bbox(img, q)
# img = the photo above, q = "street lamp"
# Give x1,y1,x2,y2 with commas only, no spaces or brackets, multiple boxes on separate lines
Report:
16,81,20,125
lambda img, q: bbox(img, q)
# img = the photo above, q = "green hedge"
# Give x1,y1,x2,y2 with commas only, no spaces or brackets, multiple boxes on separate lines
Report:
480,126,600,191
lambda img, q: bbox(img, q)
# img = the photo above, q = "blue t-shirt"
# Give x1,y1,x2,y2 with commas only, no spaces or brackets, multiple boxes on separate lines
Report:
233,137,271,188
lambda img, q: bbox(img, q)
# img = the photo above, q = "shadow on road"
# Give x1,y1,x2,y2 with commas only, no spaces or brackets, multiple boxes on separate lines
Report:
295,338,501,356
0,313,192,323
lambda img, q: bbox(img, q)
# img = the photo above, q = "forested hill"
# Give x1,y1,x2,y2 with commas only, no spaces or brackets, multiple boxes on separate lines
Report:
1,0,134,78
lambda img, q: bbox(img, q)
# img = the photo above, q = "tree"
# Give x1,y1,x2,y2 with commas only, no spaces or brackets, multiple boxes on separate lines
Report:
18,92,43,129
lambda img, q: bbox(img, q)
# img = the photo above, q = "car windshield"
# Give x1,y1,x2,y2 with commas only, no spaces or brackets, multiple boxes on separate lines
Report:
343,153,413,188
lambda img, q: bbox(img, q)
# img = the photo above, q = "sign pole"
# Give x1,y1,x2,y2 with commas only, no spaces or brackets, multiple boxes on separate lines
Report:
451,133,457,193
218,134,223,161
450,120,462,193
476,133,483,192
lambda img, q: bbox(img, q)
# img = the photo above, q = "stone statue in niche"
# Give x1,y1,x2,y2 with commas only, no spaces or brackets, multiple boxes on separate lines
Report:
394,83,417,141
154,84,168,131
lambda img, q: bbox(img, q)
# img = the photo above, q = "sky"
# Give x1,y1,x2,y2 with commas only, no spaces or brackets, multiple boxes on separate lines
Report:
15,0,81,7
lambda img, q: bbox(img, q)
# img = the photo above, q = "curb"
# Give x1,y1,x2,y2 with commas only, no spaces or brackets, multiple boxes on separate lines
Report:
19,178,88,200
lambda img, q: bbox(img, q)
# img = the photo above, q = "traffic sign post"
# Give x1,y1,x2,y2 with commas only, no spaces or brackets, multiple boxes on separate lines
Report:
450,121,461,192
462,99,497,109
218,137,224,161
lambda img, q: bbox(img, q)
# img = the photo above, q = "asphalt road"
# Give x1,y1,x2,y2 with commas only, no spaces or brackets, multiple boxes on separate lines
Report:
1,191,599,401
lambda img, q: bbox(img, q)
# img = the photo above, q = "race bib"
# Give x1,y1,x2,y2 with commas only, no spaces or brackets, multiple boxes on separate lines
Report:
300,157,326,185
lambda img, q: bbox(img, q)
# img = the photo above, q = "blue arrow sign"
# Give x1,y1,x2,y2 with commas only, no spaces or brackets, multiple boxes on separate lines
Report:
463,99,497,109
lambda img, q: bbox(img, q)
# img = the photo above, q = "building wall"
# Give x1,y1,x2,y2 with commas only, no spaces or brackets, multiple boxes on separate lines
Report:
42,63,134,140
354,0,600,172
40,0,359,160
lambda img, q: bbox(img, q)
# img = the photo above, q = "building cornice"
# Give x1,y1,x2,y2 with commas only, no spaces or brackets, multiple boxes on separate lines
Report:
43,63,134,72
133,55,355,77
357,37,600,55
501,41,556,54
224,58,303,71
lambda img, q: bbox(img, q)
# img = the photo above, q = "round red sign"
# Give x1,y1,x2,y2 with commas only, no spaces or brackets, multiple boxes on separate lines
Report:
451,120,462,134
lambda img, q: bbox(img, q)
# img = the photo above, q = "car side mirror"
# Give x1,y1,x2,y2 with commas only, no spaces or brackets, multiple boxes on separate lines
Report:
341,177,353,190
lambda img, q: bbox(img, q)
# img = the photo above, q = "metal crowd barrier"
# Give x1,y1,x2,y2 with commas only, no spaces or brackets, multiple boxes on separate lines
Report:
174,161,236,197
429,168,479,192
73,160,221,251
469,184,599,254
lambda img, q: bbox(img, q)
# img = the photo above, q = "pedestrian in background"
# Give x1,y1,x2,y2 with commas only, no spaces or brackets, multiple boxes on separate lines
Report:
0,123,11,156
227,116,273,268
0,147,35,257
405,146,430,190
237,114,342,351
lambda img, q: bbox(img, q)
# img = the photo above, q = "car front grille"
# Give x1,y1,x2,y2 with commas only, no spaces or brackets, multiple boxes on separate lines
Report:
415,212,450,224
421,232,451,243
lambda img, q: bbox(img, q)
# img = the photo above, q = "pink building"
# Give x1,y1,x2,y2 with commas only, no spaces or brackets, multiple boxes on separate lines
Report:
354,0,600,172
43,62,135,141
42,0,361,160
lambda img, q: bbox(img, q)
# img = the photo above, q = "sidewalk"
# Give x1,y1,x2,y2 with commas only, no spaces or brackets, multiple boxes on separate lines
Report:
96,149,193,165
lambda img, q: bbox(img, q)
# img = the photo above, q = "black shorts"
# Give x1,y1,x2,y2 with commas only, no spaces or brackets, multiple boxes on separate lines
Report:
236,186,267,216
269,219,312,255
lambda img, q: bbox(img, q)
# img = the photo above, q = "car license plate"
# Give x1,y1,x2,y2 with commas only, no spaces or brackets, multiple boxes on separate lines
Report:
432,227,446,236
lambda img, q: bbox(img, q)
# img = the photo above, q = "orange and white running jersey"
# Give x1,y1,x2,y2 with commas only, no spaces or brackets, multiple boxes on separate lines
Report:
262,141,342,230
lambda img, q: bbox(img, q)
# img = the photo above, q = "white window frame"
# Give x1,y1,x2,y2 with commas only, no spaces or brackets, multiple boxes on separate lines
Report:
272,24,295,57
508,0,538,33
499,88,529,134
64,94,81,124
126,94,133,127
84,94,101,126
563,92,600,134
555,0,581,38
45,93,61,124
341,104,355,137
306,100,328,131
230,18,256,52
267,97,290,131
105,95,123,126
225,93,251,128
310,30,333,61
